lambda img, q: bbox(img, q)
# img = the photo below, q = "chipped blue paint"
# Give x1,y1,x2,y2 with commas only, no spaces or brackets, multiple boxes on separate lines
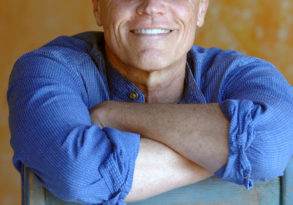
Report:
282,158,293,205
23,159,293,205
128,176,280,205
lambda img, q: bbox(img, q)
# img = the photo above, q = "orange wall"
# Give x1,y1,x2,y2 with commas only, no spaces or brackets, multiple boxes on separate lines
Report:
1,1,292,204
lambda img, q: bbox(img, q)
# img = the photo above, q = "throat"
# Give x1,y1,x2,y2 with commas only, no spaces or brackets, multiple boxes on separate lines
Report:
138,70,186,104
144,88,184,104
105,45,187,103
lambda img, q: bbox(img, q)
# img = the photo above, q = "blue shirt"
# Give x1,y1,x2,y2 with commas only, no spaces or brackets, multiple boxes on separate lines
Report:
7,32,293,204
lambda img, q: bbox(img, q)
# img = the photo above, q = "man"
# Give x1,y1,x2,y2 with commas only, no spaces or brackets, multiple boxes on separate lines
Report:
7,0,293,204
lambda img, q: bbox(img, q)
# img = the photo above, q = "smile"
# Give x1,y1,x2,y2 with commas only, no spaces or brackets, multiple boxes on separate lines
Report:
130,28,173,35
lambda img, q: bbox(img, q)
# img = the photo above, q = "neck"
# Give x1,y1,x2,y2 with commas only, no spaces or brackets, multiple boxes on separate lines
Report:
106,47,187,104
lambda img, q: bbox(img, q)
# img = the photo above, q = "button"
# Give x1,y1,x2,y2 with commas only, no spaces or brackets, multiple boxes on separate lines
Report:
129,91,139,100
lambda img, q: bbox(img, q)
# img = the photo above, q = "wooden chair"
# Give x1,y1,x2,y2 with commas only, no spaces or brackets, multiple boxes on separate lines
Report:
22,158,293,205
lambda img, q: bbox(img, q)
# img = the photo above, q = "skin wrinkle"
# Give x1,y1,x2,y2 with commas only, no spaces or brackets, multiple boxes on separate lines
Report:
93,0,209,103
91,0,217,201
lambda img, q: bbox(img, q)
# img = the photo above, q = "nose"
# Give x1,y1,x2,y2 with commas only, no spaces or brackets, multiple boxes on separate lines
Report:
136,0,166,16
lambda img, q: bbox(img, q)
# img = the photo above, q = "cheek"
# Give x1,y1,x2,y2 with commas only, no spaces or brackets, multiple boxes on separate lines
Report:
100,1,123,28
102,7,136,60
102,0,138,27
174,5,197,39
172,1,198,33
173,0,196,17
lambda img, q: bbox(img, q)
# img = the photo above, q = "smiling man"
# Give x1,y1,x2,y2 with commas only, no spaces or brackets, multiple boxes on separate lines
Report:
7,0,293,204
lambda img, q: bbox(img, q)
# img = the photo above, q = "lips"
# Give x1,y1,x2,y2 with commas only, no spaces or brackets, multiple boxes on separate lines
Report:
130,28,173,35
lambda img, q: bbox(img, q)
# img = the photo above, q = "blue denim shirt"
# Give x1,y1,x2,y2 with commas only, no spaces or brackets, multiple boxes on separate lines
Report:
7,32,293,204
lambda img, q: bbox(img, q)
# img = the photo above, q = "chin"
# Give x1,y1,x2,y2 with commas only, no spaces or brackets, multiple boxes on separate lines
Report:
134,58,170,71
131,51,174,71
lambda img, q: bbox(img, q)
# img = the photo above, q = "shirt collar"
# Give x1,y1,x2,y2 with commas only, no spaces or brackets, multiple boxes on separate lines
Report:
79,32,206,104
179,55,207,104
107,53,206,104
106,63,146,103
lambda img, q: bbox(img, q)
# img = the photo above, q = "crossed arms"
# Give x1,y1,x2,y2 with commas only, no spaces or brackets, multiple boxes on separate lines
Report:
90,102,228,201
8,52,293,204
90,102,228,200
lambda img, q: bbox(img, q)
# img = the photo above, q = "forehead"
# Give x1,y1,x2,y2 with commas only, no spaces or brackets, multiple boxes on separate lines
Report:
97,0,200,16
99,0,199,7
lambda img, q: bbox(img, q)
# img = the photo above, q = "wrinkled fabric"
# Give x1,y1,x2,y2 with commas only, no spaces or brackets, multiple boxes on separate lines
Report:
7,32,293,204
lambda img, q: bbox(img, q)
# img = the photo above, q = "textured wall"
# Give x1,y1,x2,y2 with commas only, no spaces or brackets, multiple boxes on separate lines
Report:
197,0,293,81
0,0,292,204
0,1,97,204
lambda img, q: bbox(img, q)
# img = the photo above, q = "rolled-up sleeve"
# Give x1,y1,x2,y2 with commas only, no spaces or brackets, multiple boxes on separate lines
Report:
7,53,140,204
215,58,293,188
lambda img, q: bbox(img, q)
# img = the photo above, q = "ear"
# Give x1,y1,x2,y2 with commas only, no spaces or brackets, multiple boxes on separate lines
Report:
196,0,209,27
92,0,102,26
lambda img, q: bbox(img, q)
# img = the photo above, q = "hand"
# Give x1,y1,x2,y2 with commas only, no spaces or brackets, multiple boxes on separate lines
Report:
90,101,108,127
90,100,125,129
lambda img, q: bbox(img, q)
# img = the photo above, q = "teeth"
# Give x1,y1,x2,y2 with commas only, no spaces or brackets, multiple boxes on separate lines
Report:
132,28,172,35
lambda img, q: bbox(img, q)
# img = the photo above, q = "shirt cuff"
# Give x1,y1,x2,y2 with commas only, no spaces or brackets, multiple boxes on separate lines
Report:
215,99,258,189
98,127,140,204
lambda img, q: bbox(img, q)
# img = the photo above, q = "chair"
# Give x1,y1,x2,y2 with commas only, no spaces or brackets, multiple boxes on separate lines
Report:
22,158,293,205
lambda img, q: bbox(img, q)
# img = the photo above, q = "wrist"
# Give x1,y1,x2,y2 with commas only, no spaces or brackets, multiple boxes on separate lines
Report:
90,101,113,127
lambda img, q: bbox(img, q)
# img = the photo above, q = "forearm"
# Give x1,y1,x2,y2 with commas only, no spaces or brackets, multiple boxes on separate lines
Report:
91,102,229,172
126,138,211,202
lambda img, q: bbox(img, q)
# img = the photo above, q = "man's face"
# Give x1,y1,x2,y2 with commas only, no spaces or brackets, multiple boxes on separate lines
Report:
92,0,209,71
